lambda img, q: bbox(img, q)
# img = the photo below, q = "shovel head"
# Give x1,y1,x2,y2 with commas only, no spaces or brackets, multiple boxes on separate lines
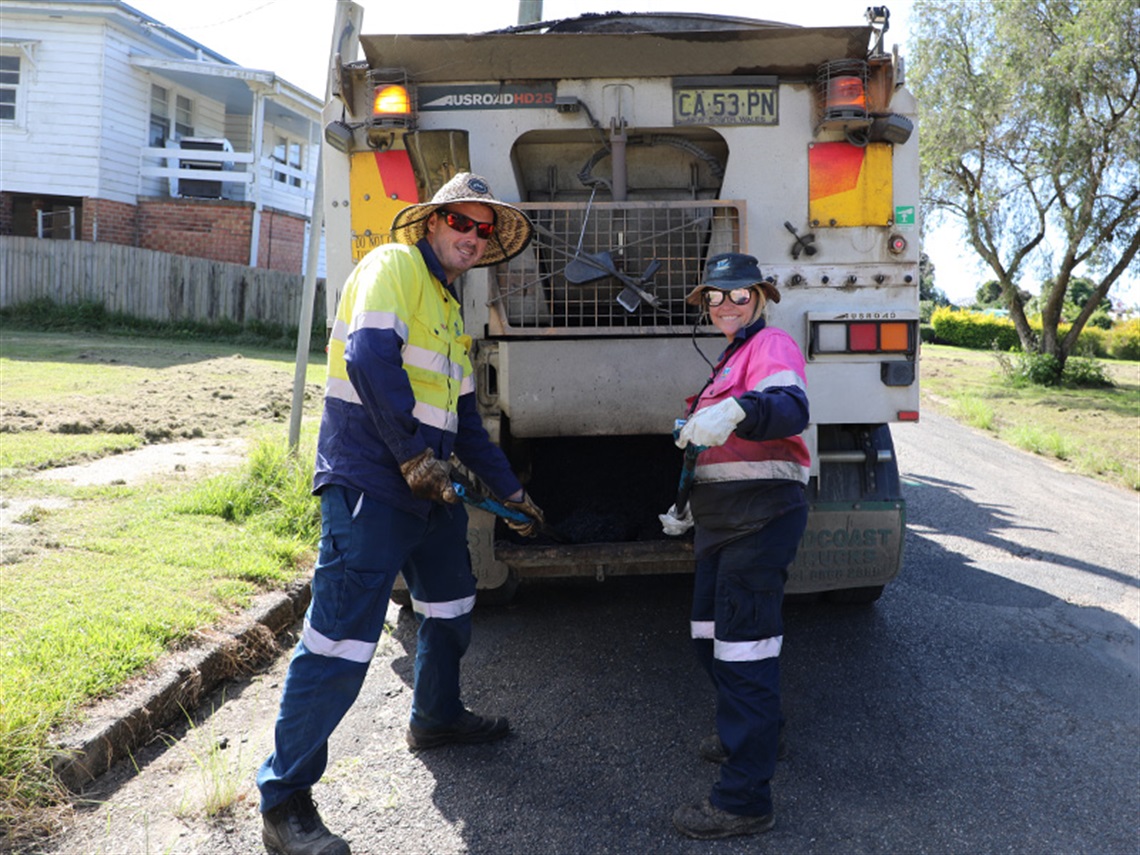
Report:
564,251,615,285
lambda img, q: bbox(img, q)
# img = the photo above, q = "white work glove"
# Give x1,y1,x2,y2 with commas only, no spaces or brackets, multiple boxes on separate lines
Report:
675,398,746,449
658,503,694,536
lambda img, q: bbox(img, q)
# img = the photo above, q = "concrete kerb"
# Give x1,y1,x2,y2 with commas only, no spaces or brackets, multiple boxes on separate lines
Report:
50,580,311,792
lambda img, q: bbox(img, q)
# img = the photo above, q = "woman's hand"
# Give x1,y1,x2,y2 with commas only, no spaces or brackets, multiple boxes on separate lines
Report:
675,398,746,449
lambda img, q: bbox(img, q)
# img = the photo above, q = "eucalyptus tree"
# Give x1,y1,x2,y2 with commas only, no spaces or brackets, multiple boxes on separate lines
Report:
911,0,1139,375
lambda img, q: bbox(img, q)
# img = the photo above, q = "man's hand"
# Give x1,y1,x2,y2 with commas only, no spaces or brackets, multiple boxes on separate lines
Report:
675,398,746,449
504,491,545,538
400,449,459,504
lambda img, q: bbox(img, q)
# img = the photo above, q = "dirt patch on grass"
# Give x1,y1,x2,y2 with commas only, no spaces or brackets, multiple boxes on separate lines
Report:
2,353,307,444
35,436,250,487
0,335,325,563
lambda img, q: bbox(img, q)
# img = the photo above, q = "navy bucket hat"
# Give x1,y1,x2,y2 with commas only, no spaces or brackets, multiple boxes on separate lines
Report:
685,252,780,305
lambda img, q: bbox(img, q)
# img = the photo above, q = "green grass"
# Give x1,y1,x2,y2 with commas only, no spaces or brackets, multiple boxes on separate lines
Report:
948,393,996,431
0,431,146,470
921,344,1140,490
0,297,326,353
0,318,331,839
0,436,320,836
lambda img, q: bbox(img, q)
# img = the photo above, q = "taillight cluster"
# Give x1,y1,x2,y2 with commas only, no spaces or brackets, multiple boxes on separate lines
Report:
811,319,916,356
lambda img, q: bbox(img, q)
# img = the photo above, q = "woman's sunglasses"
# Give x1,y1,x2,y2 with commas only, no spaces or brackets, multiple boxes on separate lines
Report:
436,208,495,240
703,287,754,307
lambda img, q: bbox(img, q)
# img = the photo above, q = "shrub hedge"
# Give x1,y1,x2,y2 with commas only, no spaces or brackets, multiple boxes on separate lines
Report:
930,308,1020,350
929,307,1139,361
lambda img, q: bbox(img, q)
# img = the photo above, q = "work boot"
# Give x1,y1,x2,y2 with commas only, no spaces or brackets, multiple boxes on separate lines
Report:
406,708,511,750
672,797,775,840
261,789,350,855
699,730,788,763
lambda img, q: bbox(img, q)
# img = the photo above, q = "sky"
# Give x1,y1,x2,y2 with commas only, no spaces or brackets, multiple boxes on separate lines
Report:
124,0,1135,307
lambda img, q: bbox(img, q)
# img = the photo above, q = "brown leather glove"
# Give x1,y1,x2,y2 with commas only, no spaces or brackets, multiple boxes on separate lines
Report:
503,491,545,538
399,449,458,504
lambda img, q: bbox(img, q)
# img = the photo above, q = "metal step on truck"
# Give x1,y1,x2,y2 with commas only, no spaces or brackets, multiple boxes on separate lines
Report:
320,5,920,604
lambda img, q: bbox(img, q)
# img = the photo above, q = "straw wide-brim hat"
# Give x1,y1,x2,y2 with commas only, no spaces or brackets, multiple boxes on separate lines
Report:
389,172,534,267
685,252,781,305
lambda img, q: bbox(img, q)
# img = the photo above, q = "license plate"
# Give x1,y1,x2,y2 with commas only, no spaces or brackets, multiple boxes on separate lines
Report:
673,80,779,126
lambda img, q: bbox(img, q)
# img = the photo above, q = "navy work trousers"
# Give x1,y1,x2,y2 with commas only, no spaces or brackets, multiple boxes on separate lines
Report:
257,485,477,812
690,505,808,817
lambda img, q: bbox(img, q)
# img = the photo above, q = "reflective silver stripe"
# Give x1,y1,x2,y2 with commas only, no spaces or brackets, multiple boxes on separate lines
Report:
301,618,377,663
411,594,476,620
325,376,361,405
350,310,408,342
352,492,364,519
714,635,783,662
697,459,810,484
329,316,349,344
460,374,475,396
413,400,459,433
753,369,805,393
691,620,715,640
403,343,464,381
324,377,459,433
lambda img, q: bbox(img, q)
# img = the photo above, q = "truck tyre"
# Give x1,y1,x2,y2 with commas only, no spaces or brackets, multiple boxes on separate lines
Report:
476,570,520,606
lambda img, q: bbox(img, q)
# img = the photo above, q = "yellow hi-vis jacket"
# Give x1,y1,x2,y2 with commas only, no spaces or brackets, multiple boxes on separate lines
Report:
313,241,521,513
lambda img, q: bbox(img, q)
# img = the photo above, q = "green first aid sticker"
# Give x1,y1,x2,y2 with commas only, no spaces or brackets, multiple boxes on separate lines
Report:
895,205,916,226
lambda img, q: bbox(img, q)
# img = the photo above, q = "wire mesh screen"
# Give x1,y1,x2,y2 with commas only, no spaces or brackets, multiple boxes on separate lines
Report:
492,201,741,334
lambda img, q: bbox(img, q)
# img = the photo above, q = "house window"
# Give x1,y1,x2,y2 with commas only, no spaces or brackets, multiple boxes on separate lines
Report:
272,136,304,188
149,84,169,146
175,94,194,138
0,54,20,123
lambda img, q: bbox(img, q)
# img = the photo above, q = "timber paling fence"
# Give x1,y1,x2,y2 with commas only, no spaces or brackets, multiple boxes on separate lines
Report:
0,236,326,329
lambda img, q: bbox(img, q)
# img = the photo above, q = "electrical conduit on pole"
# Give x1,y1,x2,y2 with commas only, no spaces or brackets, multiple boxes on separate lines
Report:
288,150,322,451
288,0,363,452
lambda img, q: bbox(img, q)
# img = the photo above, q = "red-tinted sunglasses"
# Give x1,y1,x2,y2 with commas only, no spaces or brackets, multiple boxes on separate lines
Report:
436,208,495,240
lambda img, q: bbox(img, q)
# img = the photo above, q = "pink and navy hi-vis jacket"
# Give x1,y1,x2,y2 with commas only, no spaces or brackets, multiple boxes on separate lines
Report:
686,317,811,556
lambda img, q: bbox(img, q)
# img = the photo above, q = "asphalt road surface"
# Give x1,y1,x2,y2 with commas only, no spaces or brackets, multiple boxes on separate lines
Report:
44,411,1139,855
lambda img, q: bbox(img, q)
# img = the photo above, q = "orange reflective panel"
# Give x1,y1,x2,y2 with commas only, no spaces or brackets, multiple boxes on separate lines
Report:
880,322,910,351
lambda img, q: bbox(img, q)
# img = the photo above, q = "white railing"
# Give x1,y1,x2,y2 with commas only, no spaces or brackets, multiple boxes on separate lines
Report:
139,144,315,214
139,144,254,192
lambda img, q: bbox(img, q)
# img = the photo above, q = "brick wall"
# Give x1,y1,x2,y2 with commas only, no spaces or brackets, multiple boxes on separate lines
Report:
257,209,306,273
3,193,306,272
138,198,253,266
82,198,138,244
0,193,12,235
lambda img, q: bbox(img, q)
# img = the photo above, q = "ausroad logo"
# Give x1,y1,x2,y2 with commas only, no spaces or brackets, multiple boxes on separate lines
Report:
419,83,557,111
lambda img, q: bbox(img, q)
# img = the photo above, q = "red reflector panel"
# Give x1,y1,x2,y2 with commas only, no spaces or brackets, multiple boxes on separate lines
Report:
880,322,910,351
897,410,920,422
374,150,418,204
849,323,878,351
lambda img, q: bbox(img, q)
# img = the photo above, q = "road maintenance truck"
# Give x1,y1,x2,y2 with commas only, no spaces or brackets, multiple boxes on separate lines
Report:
320,6,920,603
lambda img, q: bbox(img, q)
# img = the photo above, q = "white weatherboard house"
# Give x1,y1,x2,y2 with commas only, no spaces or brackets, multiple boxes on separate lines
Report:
0,0,323,273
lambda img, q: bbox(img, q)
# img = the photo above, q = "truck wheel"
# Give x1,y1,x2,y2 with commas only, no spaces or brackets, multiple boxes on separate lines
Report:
825,586,884,605
477,570,519,606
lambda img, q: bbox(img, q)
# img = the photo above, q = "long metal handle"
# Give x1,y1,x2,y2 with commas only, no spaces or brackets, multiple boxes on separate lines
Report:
450,478,533,524
450,471,567,542
674,444,701,515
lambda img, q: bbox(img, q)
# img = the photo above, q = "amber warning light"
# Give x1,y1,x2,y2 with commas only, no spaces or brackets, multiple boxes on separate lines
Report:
373,85,411,121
